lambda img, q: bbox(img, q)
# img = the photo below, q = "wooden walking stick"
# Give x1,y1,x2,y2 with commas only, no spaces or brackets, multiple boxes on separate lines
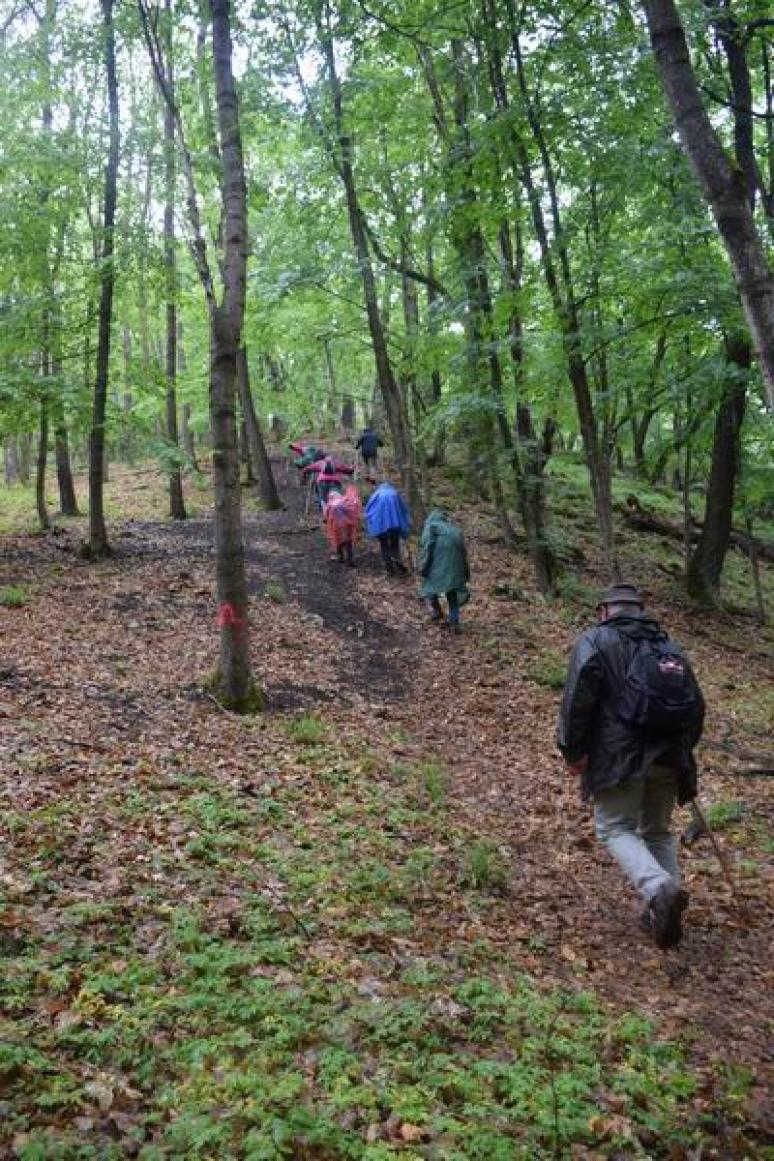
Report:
689,799,747,915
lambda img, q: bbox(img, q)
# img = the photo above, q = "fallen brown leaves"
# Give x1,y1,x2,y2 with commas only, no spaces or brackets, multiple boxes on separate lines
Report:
1,460,773,1152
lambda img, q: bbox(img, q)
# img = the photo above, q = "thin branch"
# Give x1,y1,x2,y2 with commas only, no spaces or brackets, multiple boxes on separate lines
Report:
700,83,772,120
361,216,451,299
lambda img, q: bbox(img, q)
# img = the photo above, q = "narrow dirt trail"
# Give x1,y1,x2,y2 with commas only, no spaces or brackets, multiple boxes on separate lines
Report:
252,468,774,1130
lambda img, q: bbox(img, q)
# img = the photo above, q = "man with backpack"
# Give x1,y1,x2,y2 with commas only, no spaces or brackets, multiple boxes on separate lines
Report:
557,583,705,949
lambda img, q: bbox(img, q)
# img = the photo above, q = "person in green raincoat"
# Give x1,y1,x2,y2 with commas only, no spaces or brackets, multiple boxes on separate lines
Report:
418,509,470,632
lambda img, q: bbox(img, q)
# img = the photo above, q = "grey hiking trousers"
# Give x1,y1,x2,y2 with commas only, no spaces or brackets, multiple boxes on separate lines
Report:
593,765,679,902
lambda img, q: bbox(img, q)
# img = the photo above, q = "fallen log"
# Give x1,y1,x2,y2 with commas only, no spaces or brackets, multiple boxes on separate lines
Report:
620,495,774,563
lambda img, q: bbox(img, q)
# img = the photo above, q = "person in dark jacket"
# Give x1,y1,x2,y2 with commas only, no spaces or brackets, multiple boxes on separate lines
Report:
355,427,383,476
557,583,705,949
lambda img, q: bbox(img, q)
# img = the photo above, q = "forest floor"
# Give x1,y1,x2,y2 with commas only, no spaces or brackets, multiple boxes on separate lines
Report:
1,454,773,1160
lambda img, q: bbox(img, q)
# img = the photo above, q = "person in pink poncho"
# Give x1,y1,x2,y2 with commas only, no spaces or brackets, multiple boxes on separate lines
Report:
323,485,362,566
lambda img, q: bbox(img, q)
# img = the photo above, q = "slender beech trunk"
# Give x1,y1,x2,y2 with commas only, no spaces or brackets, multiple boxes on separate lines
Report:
18,433,32,485
236,346,281,510
309,2,423,521
642,0,774,407
178,320,198,469
205,0,253,706
87,0,119,558
504,10,617,574
685,4,757,600
687,338,749,602
36,399,50,531
5,438,20,485
163,2,186,521
54,406,78,515
322,337,337,427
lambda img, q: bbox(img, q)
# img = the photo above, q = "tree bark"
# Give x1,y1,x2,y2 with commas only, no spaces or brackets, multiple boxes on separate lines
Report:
163,0,186,522
36,399,50,531
207,0,254,707
18,433,32,485
641,0,774,407
686,336,749,602
54,409,78,515
236,346,281,510
4,438,19,486
87,0,119,558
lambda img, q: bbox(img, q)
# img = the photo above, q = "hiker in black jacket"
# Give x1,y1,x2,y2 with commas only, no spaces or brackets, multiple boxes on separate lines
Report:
557,583,705,949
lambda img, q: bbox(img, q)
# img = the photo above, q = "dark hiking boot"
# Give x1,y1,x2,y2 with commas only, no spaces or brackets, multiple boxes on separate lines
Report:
429,610,443,623
643,882,689,949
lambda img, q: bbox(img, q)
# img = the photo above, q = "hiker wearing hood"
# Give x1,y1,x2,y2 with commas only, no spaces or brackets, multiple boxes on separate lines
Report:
323,485,362,566
302,456,354,508
557,584,705,950
418,510,470,632
365,482,410,574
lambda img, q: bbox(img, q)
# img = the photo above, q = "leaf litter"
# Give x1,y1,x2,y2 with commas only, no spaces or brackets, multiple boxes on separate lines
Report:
0,461,772,1158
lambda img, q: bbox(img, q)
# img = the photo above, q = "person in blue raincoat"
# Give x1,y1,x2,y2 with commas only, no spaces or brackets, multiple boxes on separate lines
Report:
418,509,470,631
365,481,411,574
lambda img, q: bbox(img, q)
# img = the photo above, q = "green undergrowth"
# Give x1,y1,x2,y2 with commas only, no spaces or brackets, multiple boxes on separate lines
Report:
0,727,752,1159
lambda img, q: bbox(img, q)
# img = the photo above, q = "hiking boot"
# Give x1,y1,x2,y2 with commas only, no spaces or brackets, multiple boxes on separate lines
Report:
643,882,689,949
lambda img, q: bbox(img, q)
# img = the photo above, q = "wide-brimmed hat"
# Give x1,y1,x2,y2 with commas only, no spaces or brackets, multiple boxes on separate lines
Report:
596,583,644,610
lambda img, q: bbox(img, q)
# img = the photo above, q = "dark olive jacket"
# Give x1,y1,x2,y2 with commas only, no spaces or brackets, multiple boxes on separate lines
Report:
557,612,705,803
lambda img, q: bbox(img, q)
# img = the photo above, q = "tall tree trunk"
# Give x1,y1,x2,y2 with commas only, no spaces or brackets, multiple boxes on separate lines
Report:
687,337,749,603
36,399,50,531
505,12,617,574
236,346,281,510
206,0,254,707
5,438,19,486
163,1,186,522
181,402,197,468
18,433,32,485
322,337,337,428
499,210,557,593
305,2,423,522
87,0,119,558
641,0,774,407
177,320,198,469
54,407,79,515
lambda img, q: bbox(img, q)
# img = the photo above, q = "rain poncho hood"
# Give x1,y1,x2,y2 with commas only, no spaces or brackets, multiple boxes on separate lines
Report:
364,483,410,539
294,445,324,469
418,509,470,605
323,485,362,551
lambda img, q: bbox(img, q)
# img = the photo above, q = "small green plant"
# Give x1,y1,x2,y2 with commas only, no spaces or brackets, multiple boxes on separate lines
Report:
284,713,326,745
525,649,567,690
417,758,449,806
264,579,287,604
0,584,28,608
706,800,744,829
462,839,510,893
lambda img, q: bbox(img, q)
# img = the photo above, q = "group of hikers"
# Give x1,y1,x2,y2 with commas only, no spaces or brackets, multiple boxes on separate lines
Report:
290,435,706,950
289,431,470,631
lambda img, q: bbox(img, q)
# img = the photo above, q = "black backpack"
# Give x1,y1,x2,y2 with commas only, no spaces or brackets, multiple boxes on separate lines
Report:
614,634,699,734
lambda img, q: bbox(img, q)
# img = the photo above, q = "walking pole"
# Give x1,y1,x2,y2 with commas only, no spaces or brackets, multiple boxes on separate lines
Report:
689,799,747,915
304,476,314,518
